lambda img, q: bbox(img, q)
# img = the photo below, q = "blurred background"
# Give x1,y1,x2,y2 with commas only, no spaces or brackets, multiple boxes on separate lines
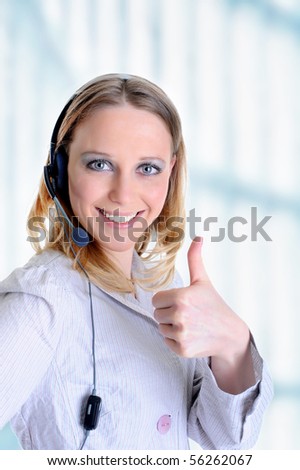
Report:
0,0,299,450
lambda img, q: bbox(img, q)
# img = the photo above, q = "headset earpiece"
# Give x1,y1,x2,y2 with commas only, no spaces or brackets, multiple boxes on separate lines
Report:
45,95,75,204
54,147,69,203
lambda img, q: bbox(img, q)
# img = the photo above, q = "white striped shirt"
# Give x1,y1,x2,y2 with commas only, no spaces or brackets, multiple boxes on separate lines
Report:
0,249,273,450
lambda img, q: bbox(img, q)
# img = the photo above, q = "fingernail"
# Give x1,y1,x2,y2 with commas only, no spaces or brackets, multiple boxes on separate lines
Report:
194,236,203,244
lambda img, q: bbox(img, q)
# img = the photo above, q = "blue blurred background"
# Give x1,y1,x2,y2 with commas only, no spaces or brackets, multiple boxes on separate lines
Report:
0,0,299,449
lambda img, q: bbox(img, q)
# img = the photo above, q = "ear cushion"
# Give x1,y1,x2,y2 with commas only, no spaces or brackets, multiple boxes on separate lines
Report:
53,147,70,205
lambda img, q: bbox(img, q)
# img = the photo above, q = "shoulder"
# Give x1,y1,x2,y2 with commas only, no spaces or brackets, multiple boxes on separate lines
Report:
0,249,81,297
0,249,88,343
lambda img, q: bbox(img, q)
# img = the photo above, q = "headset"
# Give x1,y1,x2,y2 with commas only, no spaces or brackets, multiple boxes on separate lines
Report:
44,96,90,247
43,93,101,449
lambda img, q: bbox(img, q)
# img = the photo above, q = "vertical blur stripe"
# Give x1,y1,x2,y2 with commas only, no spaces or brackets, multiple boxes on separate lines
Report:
0,0,299,450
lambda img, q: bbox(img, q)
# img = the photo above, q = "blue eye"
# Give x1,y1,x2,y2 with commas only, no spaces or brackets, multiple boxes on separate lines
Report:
87,160,112,171
138,163,161,176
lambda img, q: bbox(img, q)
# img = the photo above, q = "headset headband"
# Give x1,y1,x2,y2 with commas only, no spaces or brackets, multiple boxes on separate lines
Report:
49,94,76,164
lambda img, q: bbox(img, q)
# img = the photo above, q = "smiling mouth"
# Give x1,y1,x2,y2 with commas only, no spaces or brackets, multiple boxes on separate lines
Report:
97,208,142,224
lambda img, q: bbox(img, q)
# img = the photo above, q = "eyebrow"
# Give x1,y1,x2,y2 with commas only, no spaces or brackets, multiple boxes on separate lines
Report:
81,152,168,163
81,152,111,160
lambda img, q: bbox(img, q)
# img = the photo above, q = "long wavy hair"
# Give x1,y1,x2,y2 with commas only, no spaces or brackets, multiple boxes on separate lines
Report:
28,73,187,293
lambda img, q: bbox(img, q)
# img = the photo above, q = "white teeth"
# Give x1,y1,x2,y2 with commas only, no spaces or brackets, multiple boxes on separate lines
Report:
101,210,138,223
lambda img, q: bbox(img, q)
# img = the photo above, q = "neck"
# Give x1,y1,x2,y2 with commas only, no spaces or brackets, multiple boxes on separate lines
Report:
105,248,134,279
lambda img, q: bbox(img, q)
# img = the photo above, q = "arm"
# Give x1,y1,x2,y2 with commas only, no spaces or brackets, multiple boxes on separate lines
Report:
152,237,274,448
0,268,64,428
188,342,273,449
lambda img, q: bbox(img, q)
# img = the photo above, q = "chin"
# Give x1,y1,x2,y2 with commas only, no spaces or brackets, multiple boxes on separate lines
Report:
96,239,136,253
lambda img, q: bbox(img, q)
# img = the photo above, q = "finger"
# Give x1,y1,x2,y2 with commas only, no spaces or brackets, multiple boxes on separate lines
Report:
153,306,176,324
187,236,210,285
163,337,184,356
152,288,177,309
158,322,176,339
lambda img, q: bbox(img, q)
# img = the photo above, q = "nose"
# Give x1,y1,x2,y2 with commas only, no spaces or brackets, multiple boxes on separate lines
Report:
108,173,137,205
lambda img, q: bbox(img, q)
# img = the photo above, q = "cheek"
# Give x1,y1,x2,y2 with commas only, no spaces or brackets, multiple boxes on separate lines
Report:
147,177,170,211
68,178,84,204
68,175,94,211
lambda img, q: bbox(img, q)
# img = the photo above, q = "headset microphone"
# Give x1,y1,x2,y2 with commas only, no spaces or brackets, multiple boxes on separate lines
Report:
53,198,90,248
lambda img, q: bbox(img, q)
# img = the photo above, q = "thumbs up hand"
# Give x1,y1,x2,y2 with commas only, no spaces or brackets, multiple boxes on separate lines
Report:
152,237,250,364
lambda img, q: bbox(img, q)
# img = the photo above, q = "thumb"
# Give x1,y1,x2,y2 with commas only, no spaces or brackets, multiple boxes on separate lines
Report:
188,236,209,285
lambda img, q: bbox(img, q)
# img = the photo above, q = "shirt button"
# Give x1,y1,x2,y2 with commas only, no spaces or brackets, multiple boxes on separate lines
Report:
157,414,171,434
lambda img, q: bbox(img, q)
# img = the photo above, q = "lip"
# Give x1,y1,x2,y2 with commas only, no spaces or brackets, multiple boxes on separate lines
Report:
96,208,146,227
99,209,139,217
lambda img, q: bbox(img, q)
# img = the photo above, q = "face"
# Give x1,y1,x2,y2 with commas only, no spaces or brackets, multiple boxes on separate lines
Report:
68,104,176,261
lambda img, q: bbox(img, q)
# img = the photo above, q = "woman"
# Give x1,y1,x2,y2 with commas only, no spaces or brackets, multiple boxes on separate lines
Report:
0,73,273,450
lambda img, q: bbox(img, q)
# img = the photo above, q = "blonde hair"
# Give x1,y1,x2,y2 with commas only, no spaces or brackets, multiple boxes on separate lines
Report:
28,73,187,293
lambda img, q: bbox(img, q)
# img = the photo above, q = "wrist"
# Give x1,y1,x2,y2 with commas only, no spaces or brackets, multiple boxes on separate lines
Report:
210,326,256,394
216,319,250,364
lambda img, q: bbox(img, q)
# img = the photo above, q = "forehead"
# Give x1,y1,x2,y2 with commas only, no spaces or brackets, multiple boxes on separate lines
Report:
70,104,173,151
71,103,173,153
74,104,170,135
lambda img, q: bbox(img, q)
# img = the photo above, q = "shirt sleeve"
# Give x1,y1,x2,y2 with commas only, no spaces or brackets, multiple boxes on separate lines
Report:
0,265,66,429
187,342,274,449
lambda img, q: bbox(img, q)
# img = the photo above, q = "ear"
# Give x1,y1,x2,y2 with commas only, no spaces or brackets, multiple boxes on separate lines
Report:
169,154,177,174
